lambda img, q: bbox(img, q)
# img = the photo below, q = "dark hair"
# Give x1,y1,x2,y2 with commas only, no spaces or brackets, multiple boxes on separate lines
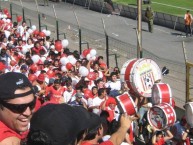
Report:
84,128,98,141
93,70,98,73
156,131,163,136
27,130,52,145
107,119,119,135
92,86,98,91
41,70,46,74
98,88,106,96
76,129,88,143
13,22,18,27
22,21,26,24
18,59,25,66
55,73,62,79
26,59,33,66
98,56,103,60
113,67,120,73
54,79,61,84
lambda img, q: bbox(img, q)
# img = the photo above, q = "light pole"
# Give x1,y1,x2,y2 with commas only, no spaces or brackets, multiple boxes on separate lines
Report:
137,0,142,58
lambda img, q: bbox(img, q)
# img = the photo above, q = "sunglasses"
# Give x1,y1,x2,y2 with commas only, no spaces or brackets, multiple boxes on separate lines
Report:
1,97,36,113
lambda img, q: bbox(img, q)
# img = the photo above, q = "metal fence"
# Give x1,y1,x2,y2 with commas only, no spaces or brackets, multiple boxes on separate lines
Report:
1,0,191,109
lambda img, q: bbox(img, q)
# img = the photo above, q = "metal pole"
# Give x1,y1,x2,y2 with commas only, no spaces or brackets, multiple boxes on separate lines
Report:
38,14,41,31
20,0,25,21
106,35,109,67
173,16,178,30
137,0,142,58
74,11,82,54
79,29,82,53
102,18,109,68
53,5,59,40
10,2,13,21
115,54,118,67
35,0,41,31
182,41,189,102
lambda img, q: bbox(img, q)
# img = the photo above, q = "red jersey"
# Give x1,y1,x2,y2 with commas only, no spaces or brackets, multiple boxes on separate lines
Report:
154,138,165,145
81,141,113,145
46,85,65,101
0,121,22,141
46,85,65,98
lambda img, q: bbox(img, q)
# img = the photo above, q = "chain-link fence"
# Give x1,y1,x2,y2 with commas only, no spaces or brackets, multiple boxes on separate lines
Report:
1,0,191,109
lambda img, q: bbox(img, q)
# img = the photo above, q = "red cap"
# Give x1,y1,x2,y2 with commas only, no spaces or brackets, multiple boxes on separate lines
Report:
106,97,117,106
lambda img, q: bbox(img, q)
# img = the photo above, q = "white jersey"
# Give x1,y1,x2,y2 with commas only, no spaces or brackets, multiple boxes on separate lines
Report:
63,89,76,103
89,96,105,115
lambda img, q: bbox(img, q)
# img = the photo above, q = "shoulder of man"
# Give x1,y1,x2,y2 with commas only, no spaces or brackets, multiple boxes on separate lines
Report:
0,136,20,145
0,121,22,142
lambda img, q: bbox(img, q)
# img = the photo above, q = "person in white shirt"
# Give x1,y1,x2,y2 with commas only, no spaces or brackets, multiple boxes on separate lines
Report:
89,88,108,115
105,72,121,97
63,83,76,103
17,21,27,37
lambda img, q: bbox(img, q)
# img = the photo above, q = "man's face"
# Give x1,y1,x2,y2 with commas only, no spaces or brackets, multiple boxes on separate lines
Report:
54,83,60,90
97,81,104,88
76,97,82,102
67,85,72,92
101,90,107,98
111,75,117,82
94,64,99,70
109,104,116,110
92,88,98,95
0,87,35,133
22,22,26,27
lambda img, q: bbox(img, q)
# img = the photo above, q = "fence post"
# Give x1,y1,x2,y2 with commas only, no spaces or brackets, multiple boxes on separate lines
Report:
102,18,109,68
38,14,41,31
173,16,178,30
20,0,25,21
35,0,41,31
53,5,59,40
10,1,13,21
183,41,189,103
74,11,82,54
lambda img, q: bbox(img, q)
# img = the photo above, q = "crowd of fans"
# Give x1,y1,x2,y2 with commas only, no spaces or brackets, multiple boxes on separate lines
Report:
0,8,193,145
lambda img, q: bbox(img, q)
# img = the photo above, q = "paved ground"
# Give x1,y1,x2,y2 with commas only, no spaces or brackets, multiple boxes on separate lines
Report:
3,0,193,109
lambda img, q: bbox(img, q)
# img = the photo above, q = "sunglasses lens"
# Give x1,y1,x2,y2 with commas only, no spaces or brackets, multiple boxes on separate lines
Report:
29,100,36,110
16,105,28,113
1,98,36,113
